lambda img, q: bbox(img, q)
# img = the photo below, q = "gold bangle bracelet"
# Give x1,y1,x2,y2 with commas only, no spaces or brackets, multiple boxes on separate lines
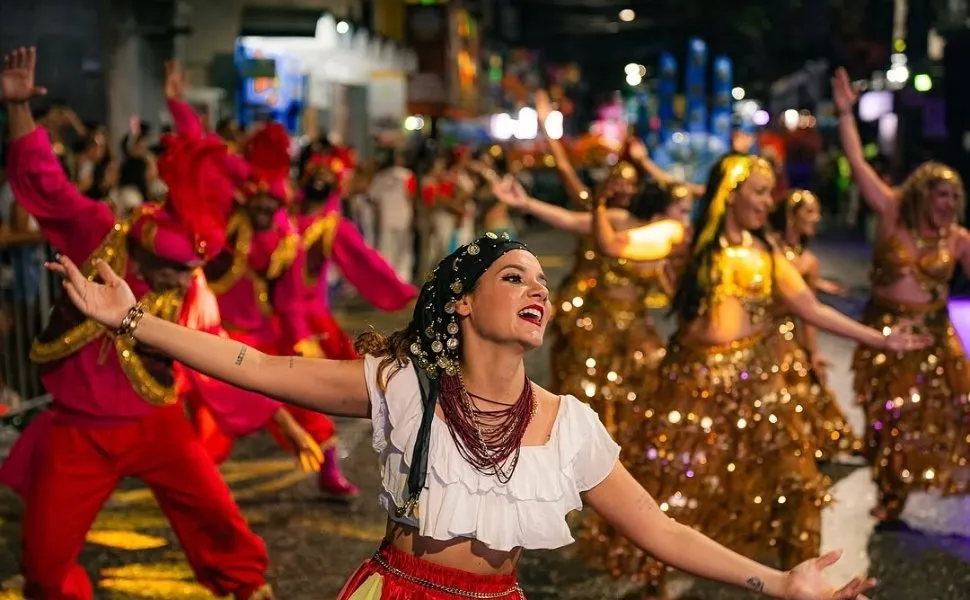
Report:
116,304,146,337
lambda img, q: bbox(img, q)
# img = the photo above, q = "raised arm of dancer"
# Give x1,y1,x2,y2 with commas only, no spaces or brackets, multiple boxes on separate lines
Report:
490,176,628,234
536,90,590,205
586,462,876,600
592,195,684,261
774,251,928,351
2,48,115,263
164,60,204,139
627,138,706,198
831,68,896,217
47,255,371,418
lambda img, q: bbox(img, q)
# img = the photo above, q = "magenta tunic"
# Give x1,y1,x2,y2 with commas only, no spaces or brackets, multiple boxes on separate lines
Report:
0,128,278,497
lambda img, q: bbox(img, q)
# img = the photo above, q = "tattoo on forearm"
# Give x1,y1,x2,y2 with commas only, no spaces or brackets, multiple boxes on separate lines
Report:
234,346,247,366
745,577,765,593
288,356,295,369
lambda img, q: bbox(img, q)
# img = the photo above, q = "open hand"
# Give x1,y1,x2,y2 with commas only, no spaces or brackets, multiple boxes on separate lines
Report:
627,136,648,161
1,47,48,104
44,255,135,330
274,409,324,473
831,68,860,115
811,353,830,385
164,59,186,101
881,319,932,352
491,176,529,209
783,550,876,600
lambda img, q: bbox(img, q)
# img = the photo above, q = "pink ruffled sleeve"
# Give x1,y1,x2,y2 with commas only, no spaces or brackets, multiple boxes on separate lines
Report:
6,128,114,263
331,218,417,312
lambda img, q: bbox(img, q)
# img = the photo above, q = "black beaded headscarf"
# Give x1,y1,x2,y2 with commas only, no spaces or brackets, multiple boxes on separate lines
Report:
399,231,530,518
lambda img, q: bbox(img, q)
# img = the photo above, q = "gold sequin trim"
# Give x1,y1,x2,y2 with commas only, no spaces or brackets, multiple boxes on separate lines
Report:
301,212,340,288
30,221,131,363
208,211,252,295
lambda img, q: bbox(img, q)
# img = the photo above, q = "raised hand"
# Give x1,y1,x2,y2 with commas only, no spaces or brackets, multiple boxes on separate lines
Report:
44,255,136,330
783,550,876,600
831,68,860,115
1,47,48,104
490,176,529,209
164,59,186,100
627,136,648,161
535,89,553,122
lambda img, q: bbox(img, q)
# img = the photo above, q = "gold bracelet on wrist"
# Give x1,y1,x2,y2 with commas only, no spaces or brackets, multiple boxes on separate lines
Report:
116,303,146,337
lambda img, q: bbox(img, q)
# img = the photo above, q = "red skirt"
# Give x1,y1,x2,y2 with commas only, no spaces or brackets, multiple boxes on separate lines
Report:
337,542,524,599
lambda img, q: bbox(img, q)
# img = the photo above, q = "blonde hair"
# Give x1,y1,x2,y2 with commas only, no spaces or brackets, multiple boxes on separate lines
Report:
897,162,965,230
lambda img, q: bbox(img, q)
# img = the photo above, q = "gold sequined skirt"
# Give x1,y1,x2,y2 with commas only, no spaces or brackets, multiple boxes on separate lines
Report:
852,298,970,513
577,332,830,586
549,255,600,391
553,289,664,439
767,316,859,461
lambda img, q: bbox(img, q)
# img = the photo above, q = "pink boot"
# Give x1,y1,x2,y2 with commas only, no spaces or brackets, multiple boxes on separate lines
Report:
318,445,359,498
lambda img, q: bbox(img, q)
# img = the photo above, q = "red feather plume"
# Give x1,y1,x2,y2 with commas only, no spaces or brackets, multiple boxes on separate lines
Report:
157,134,234,256
245,122,292,184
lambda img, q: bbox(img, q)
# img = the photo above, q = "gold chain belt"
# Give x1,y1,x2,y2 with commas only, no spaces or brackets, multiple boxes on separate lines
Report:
370,550,525,599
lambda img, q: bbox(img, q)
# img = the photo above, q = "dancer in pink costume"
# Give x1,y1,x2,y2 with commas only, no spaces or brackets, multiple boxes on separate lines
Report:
164,61,357,495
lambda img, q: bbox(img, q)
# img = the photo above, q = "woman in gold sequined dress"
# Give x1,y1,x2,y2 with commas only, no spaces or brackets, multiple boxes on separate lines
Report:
531,90,646,391
582,153,928,594
833,67,970,523
492,174,692,437
769,190,860,462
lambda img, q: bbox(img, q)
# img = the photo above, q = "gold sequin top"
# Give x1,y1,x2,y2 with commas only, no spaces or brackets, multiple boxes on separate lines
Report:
700,234,774,323
871,231,954,299
601,256,669,308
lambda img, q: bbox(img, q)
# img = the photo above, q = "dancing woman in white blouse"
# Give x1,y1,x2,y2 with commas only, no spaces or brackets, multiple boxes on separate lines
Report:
46,232,875,600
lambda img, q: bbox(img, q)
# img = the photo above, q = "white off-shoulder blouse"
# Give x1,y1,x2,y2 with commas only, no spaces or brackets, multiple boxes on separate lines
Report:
363,353,621,552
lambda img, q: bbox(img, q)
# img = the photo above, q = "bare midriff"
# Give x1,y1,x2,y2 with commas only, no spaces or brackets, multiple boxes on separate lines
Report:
870,228,957,306
385,520,523,575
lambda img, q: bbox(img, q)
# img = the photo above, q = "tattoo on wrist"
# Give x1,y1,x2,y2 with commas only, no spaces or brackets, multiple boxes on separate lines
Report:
745,577,765,593
234,346,247,366
288,356,295,369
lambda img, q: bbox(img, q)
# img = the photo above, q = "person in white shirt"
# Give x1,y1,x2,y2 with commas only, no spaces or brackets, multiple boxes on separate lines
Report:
49,233,875,600
369,149,416,282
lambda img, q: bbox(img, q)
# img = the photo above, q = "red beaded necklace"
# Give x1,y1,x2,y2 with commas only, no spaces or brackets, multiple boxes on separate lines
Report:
437,370,537,483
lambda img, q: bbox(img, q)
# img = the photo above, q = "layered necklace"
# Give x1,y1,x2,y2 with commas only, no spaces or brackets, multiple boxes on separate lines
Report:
438,369,537,483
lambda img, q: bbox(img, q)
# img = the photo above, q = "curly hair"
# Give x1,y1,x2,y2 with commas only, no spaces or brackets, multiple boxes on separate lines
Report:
897,162,965,231
354,327,413,393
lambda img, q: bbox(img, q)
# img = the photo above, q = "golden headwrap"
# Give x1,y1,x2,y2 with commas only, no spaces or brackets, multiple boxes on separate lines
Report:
785,189,818,217
610,160,638,183
693,155,774,255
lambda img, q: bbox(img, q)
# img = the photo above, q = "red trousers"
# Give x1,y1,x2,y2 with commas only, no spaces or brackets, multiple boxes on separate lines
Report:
21,404,268,600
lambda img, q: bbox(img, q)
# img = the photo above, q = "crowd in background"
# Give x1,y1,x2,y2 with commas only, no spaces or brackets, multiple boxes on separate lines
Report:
0,100,884,412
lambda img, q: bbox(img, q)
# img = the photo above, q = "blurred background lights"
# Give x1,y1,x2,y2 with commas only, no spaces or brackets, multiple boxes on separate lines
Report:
619,9,635,22
731,86,745,100
752,109,770,126
336,20,350,34
914,73,932,92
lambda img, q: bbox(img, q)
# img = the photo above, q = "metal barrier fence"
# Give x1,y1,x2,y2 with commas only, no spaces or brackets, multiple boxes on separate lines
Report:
0,242,59,410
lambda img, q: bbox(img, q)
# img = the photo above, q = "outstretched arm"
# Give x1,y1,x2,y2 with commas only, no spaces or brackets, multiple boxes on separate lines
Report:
585,463,876,600
47,255,371,418
593,198,684,261
774,251,927,351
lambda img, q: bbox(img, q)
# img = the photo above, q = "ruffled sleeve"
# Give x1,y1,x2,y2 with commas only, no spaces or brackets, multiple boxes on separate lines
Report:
565,396,621,492
363,354,423,456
